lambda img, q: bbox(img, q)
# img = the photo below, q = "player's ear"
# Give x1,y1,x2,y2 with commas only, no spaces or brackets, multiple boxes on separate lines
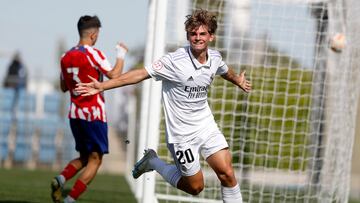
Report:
90,29,99,41
209,33,215,42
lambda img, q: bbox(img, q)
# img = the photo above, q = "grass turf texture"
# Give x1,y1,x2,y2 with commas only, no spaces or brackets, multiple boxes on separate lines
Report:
0,168,136,203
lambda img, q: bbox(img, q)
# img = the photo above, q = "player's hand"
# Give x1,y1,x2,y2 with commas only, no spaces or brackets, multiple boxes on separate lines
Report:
115,42,128,59
238,70,251,93
75,75,103,96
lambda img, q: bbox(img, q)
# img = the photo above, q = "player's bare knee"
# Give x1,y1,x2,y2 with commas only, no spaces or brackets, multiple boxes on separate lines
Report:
182,180,204,195
217,168,235,184
88,152,103,165
185,183,204,195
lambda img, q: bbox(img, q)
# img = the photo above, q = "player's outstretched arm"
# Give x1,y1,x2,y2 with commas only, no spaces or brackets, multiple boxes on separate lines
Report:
221,68,252,93
76,67,150,96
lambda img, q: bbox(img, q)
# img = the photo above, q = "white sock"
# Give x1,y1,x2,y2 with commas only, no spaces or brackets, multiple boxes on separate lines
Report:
64,196,76,203
149,157,182,188
57,175,66,186
221,184,243,203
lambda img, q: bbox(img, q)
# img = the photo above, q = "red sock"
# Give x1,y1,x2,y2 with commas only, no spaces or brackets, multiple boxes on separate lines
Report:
69,179,87,200
61,164,78,181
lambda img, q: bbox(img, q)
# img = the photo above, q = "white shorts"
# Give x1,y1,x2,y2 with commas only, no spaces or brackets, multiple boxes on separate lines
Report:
167,132,229,177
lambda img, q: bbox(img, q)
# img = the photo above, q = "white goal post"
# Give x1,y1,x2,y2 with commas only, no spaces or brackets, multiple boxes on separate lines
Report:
126,0,360,202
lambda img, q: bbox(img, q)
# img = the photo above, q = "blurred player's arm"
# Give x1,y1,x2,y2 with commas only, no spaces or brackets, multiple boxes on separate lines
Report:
76,67,150,96
106,42,128,79
60,72,68,92
221,68,251,93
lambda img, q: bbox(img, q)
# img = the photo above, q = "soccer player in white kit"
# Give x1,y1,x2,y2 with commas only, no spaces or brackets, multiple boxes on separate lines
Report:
76,9,251,203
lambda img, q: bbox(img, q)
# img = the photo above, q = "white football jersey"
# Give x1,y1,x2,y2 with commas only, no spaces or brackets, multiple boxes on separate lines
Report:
145,46,229,143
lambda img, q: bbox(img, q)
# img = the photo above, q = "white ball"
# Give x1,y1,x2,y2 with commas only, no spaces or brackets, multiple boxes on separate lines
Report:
330,33,346,52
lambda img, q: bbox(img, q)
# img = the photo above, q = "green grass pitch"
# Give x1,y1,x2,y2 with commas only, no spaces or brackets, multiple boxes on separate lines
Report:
0,168,136,203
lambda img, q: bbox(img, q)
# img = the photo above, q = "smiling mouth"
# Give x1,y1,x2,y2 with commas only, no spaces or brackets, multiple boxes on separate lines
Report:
193,42,204,45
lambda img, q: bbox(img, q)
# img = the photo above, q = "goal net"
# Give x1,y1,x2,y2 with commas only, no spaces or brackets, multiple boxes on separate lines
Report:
127,0,360,202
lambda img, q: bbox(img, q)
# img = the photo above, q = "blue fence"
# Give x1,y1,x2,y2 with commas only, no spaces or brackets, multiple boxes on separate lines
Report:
0,88,76,169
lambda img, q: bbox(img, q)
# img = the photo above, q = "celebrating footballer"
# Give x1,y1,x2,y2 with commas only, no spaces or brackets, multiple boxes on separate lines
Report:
76,9,251,203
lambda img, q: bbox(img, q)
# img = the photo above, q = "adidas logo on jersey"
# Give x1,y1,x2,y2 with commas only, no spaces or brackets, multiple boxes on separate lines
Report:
187,76,194,81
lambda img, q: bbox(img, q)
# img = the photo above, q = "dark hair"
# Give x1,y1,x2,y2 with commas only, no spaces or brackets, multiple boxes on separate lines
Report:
77,15,101,37
184,9,217,35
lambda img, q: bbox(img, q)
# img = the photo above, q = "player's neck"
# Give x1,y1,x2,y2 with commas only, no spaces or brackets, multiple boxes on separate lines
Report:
78,38,94,47
190,48,208,64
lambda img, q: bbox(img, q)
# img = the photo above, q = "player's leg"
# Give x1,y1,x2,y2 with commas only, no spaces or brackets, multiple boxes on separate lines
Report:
207,149,237,186
132,149,183,189
77,151,103,184
176,171,204,195
63,119,108,203
55,154,89,184
51,119,89,203
206,148,242,203
168,141,205,195
64,151,103,203
133,139,205,195
51,158,85,203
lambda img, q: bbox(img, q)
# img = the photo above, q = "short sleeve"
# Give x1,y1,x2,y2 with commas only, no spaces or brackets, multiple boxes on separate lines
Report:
145,55,178,81
87,47,112,74
216,60,229,75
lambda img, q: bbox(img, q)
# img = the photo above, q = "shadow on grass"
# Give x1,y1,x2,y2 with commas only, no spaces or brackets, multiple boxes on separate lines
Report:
62,188,71,198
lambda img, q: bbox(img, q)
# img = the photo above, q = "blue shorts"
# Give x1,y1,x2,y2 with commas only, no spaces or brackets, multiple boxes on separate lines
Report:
70,119,109,155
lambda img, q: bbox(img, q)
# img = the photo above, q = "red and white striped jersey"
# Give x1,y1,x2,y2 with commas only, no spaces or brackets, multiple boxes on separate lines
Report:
61,45,112,122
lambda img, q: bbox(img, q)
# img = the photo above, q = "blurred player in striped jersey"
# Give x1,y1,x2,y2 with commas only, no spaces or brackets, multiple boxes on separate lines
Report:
51,15,128,203
76,10,251,203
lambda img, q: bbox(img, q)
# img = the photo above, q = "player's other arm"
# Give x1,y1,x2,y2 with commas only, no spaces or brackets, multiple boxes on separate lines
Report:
221,68,251,93
60,72,68,92
76,67,150,96
105,42,128,79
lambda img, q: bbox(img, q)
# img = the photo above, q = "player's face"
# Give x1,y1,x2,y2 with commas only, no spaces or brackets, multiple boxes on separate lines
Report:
187,25,214,53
